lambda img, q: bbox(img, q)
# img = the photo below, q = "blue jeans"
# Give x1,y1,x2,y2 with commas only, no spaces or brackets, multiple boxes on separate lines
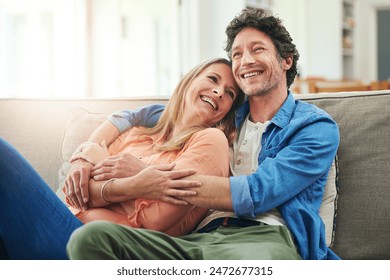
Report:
0,138,83,259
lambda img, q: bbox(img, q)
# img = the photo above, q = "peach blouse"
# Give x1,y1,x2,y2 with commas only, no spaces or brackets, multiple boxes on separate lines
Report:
69,127,230,236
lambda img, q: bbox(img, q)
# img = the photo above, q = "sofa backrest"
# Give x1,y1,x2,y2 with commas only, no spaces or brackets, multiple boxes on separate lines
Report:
298,90,390,260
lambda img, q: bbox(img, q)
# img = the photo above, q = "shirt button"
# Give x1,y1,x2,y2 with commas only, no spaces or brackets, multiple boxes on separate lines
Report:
243,140,247,145
236,159,241,165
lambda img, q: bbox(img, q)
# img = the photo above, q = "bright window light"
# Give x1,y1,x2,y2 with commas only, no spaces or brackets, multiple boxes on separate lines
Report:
0,0,180,98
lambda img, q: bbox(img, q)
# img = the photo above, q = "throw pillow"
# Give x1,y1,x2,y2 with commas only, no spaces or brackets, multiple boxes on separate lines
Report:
57,107,107,201
319,157,339,248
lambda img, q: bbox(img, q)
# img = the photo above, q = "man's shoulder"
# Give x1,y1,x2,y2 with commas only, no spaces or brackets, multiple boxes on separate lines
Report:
295,99,333,119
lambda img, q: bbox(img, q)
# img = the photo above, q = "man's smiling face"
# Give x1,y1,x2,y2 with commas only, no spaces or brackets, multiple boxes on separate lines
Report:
231,27,290,97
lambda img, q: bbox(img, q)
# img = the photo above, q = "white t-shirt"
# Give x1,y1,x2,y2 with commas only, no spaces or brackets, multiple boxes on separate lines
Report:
196,115,286,231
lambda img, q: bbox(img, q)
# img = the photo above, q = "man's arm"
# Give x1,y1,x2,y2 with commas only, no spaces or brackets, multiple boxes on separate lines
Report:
181,175,234,211
109,104,165,134
176,117,339,216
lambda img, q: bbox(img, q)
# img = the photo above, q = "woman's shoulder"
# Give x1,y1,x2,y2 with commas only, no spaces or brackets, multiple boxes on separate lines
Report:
192,127,227,140
186,128,229,148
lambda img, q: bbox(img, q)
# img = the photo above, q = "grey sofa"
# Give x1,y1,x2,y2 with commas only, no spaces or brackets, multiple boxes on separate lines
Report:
1,90,389,260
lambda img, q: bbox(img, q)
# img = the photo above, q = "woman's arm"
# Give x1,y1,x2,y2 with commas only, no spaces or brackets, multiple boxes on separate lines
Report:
88,120,120,145
65,104,165,210
87,163,201,208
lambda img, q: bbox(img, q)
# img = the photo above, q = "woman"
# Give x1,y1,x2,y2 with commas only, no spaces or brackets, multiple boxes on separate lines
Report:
0,58,244,259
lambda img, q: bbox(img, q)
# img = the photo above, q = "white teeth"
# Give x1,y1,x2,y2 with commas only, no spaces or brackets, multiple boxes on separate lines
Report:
201,96,217,110
243,71,261,79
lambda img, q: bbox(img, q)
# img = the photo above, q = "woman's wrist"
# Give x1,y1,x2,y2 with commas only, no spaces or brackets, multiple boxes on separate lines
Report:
100,178,116,203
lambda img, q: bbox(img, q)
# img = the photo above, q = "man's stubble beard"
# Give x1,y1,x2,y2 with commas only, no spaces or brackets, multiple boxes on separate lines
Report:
242,80,278,98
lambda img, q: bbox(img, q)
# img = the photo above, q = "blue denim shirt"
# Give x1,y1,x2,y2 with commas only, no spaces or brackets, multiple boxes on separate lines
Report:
108,92,340,260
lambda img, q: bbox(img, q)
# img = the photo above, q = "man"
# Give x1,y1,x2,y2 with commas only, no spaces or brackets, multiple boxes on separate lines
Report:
65,9,340,260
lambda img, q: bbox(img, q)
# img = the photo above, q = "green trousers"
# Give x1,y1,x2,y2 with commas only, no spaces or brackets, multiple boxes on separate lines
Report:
67,221,301,260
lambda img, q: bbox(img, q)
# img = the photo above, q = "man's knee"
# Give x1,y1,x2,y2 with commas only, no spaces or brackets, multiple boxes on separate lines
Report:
66,221,117,259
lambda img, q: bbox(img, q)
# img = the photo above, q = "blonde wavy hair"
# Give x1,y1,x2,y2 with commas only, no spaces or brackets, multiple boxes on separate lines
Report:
137,58,244,152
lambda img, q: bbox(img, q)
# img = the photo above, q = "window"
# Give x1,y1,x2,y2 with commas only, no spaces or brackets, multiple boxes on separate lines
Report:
0,0,180,98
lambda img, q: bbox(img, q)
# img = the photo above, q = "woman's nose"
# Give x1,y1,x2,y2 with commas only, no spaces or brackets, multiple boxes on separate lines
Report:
213,89,223,98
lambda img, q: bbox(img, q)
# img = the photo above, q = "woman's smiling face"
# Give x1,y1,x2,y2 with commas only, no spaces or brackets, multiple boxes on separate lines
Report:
181,62,239,128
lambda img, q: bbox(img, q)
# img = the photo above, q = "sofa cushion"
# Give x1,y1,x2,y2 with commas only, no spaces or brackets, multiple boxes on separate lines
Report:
57,107,107,200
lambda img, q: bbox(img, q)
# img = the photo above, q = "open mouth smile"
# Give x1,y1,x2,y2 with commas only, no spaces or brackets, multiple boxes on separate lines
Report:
200,96,217,110
241,71,262,79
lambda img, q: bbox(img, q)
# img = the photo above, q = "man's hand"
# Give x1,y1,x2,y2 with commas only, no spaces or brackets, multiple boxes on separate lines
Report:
64,159,93,210
91,153,147,180
133,163,201,205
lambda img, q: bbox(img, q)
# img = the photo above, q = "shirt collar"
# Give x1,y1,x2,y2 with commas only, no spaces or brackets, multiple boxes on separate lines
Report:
235,90,295,129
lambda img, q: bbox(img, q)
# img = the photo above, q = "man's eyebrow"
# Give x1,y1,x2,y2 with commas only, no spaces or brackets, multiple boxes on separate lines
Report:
232,40,267,51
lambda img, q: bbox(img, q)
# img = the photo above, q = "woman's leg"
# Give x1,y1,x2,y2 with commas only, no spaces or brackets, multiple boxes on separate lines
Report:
0,138,83,259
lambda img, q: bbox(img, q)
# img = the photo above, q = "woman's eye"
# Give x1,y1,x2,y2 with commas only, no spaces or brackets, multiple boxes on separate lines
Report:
227,90,236,99
208,76,217,82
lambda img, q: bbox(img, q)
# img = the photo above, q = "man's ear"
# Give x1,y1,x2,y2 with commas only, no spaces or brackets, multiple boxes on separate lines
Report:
283,56,293,70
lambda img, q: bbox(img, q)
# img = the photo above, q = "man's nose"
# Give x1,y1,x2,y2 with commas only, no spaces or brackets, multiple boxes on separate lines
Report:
242,50,255,65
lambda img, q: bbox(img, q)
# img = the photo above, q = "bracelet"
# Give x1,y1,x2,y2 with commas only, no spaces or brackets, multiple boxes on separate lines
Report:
100,178,115,203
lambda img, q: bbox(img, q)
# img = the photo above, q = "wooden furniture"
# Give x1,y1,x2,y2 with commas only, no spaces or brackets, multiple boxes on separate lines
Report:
291,77,389,94
370,80,389,90
314,82,369,93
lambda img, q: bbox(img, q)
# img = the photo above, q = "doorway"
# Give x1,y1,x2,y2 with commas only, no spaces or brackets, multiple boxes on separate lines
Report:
377,9,390,81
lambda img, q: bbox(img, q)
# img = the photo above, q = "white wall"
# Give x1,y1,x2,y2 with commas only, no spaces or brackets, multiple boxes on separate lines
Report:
273,0,343,79
180,0,245,74
272,0,308,77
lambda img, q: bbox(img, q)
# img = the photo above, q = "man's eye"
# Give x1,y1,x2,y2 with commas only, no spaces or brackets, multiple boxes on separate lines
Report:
254,47,263,52
232,52,241,59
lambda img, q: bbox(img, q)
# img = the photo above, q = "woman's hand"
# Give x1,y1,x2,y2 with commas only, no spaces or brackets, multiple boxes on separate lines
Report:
132,163,201,205
92,153,147,180
64,159,93,210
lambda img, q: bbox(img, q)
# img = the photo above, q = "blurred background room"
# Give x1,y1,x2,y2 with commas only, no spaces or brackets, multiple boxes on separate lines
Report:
0,0,389,99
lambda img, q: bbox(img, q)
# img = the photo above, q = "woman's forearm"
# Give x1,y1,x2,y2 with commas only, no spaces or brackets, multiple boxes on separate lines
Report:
88,120,120,146
88,164,201,208
87,177,140,207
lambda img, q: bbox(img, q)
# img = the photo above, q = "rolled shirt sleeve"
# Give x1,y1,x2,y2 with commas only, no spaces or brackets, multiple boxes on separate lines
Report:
230,175,254,218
